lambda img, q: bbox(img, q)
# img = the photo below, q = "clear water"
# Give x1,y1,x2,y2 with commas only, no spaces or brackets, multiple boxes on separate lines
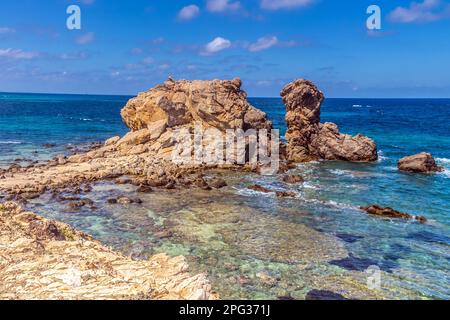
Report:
1,93,449,299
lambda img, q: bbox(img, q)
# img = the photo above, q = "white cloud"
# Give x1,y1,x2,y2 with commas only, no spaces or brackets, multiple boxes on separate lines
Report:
178,4,200,21
142,57,155,65
202,37,232,55
0,27,15,34
260,0,315,10
76,32,95,45
206,0,241,13
0,48,39,59
389,0,450,23
248,36,279,52
59,51,90,60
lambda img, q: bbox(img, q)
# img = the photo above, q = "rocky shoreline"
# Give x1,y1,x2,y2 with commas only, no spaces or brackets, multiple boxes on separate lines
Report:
0,202,216,300
0,77,434,299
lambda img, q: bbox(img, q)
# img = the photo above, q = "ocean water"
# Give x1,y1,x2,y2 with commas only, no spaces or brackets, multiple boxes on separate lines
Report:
1,93,449,299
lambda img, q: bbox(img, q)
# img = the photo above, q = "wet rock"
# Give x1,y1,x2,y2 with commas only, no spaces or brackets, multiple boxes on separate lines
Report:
398,153,443,173
42,143,56,148
108,196,143,205
361,205,427,223
137,185,153,193
208,178,227,189
282,174,304,184
67,198,94,211
275,191,297,198
305,290,348,300
248,184,272,193
281,79,377,162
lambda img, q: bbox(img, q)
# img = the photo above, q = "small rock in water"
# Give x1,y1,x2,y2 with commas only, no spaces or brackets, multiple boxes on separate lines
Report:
276,191,296,198
137,185,153,193
108,196,143,205
248,184,272,193
208,178,227,189
398,152,444,173
305,290,348,300
282,174,304,184
361,205,427,223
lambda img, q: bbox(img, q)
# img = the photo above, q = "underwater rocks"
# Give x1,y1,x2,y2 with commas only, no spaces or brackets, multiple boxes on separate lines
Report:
247,184,296,198
398,153,444,173
281,79,378,163
360,205,427,223
281,174,304,184
0,202,216,300
121,77,272,132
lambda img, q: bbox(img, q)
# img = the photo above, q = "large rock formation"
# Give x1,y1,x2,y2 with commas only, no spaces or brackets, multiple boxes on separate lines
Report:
281,79,377,162
398,153,443,173
121,77,272,132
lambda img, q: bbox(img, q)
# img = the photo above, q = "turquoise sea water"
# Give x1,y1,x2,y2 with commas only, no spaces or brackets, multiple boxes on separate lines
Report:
1,93,449,299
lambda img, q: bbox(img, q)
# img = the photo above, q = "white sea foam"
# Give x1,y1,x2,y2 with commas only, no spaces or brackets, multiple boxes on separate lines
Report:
303,182,319,190
440,169,450,178
436,158,450,165
377,150,389,162
0,140,22,144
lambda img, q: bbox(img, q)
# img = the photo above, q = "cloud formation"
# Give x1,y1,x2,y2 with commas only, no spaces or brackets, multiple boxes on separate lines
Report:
206,0,241,13
202,37,232,55
177,4,200,21
0,27,16,34
389,0,450,23
260,0,315,10
248,36,279,52
76,32,95,45
0,48,39,60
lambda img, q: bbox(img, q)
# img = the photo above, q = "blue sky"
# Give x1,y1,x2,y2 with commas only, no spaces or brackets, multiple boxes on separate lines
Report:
0,0,450,97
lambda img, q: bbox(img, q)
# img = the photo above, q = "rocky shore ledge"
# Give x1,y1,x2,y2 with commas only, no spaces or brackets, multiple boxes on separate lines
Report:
0,202,216,300
0,77,379,299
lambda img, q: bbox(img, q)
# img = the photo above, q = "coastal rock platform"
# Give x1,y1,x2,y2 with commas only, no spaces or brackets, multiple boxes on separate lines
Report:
0,202,216,300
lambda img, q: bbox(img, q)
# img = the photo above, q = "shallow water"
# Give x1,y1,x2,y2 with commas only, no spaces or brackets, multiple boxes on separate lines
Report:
2,94,450,299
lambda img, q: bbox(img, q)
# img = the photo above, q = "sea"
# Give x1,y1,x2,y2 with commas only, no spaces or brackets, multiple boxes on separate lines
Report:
0,93,449,299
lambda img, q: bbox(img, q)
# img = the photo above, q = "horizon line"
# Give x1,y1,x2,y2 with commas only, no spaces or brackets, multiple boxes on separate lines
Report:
1,90,450,100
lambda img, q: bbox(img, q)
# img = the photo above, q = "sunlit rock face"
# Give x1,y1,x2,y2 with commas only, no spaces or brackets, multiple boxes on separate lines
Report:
281,79,378,163
120,77,272,132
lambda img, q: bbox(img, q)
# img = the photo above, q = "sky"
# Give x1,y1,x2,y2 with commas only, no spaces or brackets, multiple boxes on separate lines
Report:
0,0,450,97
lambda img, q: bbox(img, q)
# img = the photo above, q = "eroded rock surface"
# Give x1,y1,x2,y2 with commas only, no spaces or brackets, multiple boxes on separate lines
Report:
281,79,377,162
121,77,272,132
0,202,216,300
398,153,443,173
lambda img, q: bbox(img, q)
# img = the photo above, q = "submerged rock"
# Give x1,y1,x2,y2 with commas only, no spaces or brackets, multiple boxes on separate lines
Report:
398,153,443,173
281,79,377,162
360,205,427,223
282,174,304,184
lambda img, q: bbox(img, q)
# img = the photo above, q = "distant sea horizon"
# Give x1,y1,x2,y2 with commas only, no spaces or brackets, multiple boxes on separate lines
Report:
2,90,450,100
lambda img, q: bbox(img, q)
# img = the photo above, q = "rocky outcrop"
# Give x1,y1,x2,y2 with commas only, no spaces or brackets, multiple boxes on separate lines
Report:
281,79,377,162
398,153,443,173
360,205,427,223
121,77,272,132
0,202,217,300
